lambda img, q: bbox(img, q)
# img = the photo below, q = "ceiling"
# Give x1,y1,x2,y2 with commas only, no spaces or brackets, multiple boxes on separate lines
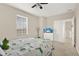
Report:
7,3,77,17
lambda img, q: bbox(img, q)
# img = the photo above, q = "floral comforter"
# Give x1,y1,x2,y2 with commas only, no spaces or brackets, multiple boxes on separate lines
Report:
3,38,53,56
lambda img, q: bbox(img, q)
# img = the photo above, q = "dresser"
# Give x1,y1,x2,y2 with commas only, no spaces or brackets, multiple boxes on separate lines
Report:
44,33,53,41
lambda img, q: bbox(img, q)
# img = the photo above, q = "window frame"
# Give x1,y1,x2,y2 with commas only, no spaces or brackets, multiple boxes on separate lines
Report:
16,15,28,36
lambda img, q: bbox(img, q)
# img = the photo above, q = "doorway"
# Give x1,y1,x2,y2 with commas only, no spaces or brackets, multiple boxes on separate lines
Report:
53,17,75,47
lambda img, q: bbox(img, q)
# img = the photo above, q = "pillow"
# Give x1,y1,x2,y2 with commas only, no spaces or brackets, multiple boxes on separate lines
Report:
0,47,6,56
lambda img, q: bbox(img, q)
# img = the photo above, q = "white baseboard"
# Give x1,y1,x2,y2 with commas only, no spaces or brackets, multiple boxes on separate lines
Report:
76,46,79,54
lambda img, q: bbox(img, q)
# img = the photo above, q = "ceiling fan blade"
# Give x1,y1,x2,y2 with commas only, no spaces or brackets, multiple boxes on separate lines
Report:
32,4,37,8
40,3,48,4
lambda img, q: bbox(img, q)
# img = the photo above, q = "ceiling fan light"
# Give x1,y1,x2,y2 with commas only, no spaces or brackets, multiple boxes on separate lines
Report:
40,6,43,9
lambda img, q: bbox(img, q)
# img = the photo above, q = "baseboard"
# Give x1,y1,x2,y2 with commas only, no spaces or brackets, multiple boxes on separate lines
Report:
76,46,79,54
53,40,65,43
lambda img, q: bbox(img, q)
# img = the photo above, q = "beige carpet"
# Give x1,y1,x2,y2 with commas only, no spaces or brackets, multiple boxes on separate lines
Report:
52,41,79,56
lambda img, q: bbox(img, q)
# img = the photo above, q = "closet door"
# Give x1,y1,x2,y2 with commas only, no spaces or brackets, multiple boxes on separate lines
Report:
64,17,75,46
54,20,65,42
53,17,75,47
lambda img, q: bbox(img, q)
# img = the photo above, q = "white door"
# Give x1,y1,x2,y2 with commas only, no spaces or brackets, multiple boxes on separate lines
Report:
64,17,74,46
54,20,65,42
53,17,75,46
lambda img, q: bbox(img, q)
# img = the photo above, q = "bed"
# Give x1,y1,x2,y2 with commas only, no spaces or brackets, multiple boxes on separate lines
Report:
0,38,53,56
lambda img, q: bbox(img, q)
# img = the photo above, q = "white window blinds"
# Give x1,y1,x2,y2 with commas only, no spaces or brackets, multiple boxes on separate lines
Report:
16,15,28,36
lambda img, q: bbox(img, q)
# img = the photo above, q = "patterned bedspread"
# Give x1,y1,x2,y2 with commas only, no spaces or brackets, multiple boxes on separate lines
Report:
1,38,53,56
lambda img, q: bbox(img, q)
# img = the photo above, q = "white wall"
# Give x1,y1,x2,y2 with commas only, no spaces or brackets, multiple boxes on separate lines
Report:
74,4,79,54
0,4,39,40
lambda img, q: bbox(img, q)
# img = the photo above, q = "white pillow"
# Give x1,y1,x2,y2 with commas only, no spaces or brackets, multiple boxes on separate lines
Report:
0,47,6,56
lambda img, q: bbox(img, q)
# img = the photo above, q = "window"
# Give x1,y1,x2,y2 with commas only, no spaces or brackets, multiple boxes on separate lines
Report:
16,15,28,36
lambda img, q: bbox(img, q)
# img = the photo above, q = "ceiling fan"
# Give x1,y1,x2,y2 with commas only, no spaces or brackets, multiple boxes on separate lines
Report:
32,3,48,9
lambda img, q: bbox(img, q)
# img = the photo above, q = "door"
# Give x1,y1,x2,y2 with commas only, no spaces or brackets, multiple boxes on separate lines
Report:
54,17,75,47
64,17,75,47
54,20,65,42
